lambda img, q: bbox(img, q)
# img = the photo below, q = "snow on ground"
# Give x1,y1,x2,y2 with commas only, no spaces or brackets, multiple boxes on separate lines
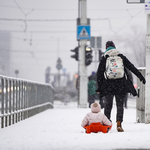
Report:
0,98,150,150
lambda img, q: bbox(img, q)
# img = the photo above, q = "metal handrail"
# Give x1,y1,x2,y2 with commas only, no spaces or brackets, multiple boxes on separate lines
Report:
0,75,54,128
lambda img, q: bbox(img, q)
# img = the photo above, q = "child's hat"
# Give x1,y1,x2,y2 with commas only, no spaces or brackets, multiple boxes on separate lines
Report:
91,102,101,113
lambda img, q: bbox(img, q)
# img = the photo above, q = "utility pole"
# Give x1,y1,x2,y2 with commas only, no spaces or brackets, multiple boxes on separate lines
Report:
145,13,150,123
78,0,88,108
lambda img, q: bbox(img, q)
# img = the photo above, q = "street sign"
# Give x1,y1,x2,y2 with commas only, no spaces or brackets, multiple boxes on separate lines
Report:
90,37,95,48
62,68,66,74
127,0,145,3
145,2,150,14
97,37,102,48
90,36,102,48
56,64,62,70
77,25,91,40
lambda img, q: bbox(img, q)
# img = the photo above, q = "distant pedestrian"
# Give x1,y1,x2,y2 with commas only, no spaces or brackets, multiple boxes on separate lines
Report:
76,76,80,91
88,71,105,108
96,41,146,132
81,102,112,128
88,71,97,81
88,74,98,108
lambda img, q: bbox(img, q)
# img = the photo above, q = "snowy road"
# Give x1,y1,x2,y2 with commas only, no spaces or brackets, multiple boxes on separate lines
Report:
0,99,150,150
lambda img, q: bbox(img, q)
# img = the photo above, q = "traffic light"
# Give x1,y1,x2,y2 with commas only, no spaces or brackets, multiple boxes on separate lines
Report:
70,46,79,61
99,49,104,62
85,45,93,66
56,57,63,70
45,67,51,83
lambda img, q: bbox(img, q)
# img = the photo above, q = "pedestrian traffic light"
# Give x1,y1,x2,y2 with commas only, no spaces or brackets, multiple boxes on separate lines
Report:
99,49,104,62
85,45,93,66
70,46,79,61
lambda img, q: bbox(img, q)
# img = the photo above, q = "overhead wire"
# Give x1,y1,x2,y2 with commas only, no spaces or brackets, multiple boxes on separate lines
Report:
0,7,144,35
1,48,73,53
0,2,145,37
0,18,76,22
0,4,143,11
13,0,34,32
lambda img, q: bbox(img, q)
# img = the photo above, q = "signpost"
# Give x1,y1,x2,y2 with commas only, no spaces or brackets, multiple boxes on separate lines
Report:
145,1,150,123
56,57,63,87
90,36,102,48
90,36,102,70
77,0,90,108
127,0,145,3
145,1,150,14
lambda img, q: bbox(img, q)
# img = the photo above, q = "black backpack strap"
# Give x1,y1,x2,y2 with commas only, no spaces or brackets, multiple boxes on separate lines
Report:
104,55,109,80
124,67,128,80
124,67,133,82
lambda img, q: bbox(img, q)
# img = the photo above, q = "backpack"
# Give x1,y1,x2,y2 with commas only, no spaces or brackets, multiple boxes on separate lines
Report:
104,55,124,79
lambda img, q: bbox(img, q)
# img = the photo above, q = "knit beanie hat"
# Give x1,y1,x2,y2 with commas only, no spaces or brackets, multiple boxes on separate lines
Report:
106,41,116,49
91,102,101,113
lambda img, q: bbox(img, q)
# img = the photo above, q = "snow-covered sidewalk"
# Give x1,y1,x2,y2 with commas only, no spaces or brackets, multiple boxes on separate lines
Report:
0,99,150,150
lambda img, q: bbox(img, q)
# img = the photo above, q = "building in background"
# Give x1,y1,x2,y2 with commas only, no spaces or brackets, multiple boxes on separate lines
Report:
0,31,11,76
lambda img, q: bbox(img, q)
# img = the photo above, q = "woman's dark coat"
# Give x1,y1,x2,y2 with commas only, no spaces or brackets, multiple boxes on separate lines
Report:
96,53,145,97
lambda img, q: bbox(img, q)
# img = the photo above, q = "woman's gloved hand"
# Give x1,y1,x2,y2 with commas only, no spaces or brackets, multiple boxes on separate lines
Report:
139,76,146,84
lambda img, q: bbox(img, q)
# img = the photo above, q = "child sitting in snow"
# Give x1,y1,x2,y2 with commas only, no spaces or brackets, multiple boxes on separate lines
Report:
81,102,112,128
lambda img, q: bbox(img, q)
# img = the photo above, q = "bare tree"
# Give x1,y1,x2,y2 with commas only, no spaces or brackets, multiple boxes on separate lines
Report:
113,26,146,67
125,26,146,67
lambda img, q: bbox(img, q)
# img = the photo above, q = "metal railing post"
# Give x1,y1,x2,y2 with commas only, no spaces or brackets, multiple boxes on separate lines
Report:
5,79,8,127
1,78,4,128
18,80,20,122
12,80,15,124
9,79,11,126
21,81,23,120
15,80,18,123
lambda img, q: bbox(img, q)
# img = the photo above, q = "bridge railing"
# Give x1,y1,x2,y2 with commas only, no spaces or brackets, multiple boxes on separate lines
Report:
0,75,54,128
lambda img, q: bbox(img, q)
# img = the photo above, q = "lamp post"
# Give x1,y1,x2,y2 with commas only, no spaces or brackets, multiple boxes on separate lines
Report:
15,70,19,78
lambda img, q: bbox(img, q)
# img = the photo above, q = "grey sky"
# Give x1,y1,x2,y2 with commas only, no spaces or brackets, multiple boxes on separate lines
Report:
0,0,146,82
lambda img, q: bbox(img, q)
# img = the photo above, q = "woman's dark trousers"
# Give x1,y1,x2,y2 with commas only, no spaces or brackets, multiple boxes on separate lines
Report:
104,94,126,122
